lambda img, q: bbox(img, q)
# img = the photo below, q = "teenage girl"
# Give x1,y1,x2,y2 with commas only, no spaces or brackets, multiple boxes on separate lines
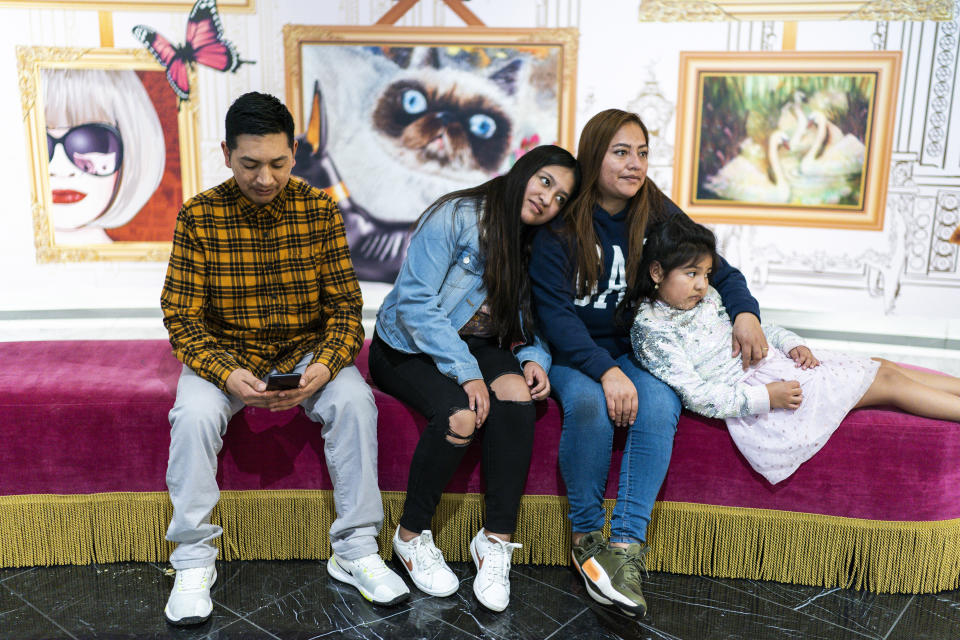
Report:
370,145,580,612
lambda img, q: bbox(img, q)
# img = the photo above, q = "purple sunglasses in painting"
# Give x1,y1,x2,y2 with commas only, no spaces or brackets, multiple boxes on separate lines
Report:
47,123,124,176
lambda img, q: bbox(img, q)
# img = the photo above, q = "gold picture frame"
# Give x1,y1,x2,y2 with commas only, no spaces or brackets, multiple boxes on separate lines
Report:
673,51,901,230
18,46,200,262
283,25,578,149
281,25,578,283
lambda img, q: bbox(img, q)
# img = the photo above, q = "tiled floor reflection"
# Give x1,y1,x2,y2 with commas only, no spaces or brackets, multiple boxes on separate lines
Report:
2,560,958,639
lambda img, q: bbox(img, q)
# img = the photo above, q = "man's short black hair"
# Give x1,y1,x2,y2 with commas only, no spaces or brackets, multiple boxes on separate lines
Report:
224,92,295,151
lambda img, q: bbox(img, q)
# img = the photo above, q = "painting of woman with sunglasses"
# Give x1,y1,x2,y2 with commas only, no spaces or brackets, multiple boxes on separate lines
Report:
43,69,166,245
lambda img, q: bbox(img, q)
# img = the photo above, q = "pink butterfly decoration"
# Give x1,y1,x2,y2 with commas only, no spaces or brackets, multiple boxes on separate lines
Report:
133,0,254,103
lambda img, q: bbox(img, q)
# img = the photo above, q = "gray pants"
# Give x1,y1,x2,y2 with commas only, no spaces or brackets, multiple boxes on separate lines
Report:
165,355,382,569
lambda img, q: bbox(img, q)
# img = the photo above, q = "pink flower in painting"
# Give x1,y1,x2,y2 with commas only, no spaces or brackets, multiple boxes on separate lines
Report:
512,134,542,162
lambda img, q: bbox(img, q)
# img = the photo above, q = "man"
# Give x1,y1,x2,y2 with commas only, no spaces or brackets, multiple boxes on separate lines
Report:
160,92,408,626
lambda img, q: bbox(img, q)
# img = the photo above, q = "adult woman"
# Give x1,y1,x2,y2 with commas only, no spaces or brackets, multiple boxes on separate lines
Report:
528,110,766,617
370,145,579,612
43,69,165,245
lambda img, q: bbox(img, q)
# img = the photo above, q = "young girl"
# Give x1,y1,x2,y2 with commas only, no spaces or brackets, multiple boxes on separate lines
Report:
369,145,579,612
629,215,960,484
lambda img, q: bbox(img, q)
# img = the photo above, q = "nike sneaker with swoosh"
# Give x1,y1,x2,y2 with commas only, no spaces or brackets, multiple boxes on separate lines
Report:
470,528,522,612
391,528,459,597
326,552,409,606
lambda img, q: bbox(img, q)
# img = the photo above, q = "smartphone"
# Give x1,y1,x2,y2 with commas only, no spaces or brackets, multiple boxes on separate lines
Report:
266,373,301,391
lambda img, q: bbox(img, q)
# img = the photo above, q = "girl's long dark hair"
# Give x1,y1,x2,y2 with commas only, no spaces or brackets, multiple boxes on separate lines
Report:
616,215,719,327
419,144,580,347
564,109,671,300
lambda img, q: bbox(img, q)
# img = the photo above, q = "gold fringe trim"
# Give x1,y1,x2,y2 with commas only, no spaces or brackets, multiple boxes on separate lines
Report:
646,501,960,593
3,492,959,593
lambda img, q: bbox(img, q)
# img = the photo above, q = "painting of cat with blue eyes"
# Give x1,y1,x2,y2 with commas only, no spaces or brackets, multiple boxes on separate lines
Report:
286,28,576,283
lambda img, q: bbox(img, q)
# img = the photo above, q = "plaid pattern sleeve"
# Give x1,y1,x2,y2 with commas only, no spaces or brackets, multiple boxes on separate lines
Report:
160,177,364,389
160,199,241,388
300,183,364,379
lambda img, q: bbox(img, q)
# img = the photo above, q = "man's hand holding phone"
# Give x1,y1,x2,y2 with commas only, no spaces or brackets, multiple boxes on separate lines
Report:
226,363,330,410
225,368,275,407
265,373,301,390
264,362,331,412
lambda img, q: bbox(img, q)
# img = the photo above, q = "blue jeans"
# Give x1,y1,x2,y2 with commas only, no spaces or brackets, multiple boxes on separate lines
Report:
551,353,680,543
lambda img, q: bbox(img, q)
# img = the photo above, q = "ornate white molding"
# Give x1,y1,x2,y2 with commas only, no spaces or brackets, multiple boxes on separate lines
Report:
931,191,960,271
862,197,908,312
921,3,957,164
637,1,954,22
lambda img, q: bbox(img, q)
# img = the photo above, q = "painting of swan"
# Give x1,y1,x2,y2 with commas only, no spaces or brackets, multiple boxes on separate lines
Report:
799,110,865,177
767,109,865,205
704,130,791,203
700,92,866,207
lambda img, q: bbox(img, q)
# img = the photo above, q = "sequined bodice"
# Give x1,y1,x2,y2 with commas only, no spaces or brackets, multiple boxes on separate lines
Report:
631,287,803,418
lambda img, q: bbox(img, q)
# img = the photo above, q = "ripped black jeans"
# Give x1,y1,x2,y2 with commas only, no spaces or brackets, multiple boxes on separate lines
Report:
369,331,536,534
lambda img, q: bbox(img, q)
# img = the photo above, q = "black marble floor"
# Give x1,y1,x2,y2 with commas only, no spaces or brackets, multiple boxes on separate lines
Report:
2,559,959,639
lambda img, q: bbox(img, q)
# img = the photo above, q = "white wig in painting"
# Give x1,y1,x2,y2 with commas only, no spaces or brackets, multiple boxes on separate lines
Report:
43,68,165,229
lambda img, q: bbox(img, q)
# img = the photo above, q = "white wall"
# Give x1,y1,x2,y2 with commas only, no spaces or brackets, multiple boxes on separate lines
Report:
1,0,958,344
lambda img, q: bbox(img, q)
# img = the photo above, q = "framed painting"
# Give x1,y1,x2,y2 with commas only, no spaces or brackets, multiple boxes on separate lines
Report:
283,25,578,283
18,46,200,262
673,51,901,230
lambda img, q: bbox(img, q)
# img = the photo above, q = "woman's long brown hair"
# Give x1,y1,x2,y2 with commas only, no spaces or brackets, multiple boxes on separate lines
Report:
418,145,580,347
564,109,669,300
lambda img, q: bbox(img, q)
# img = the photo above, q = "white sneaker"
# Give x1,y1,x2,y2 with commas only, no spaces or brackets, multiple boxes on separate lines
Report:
392,529,459,597
327,553,410,606
470,529,522,612
164,565,216,626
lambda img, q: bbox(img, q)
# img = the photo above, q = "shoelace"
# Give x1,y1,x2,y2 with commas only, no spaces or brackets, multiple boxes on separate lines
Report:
615,546,650,582
177,567,210,592
352,554,392,578
412,532,445,572
578,535,607,560
481,537,522,586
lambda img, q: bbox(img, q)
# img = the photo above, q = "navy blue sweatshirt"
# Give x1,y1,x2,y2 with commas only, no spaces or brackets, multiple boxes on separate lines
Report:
529,200,760,381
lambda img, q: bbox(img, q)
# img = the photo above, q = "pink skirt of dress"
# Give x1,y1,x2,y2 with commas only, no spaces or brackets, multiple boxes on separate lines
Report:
725,349,880,484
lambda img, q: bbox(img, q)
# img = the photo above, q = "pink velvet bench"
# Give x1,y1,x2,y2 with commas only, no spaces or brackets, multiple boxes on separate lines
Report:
2,339,959,593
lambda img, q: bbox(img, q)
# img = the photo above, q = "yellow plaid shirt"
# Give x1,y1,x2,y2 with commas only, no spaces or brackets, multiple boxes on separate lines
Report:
161,176,364,390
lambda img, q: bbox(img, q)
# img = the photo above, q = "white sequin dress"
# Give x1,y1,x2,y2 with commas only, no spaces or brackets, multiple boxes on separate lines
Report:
631,287,879,484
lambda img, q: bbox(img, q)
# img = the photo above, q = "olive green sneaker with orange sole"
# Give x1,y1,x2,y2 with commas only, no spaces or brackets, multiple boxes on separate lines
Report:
573,534,649,617
571,531,612,606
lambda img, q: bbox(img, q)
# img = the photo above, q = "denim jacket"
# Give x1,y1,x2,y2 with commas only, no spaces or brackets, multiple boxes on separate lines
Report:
375,197,551,384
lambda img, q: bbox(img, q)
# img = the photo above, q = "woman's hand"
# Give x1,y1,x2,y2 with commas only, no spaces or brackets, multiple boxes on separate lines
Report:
732,313,769,371
789,346,820,369
766,380,803,410
600,366,638,428
462,379,489,427
523,361,551,401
